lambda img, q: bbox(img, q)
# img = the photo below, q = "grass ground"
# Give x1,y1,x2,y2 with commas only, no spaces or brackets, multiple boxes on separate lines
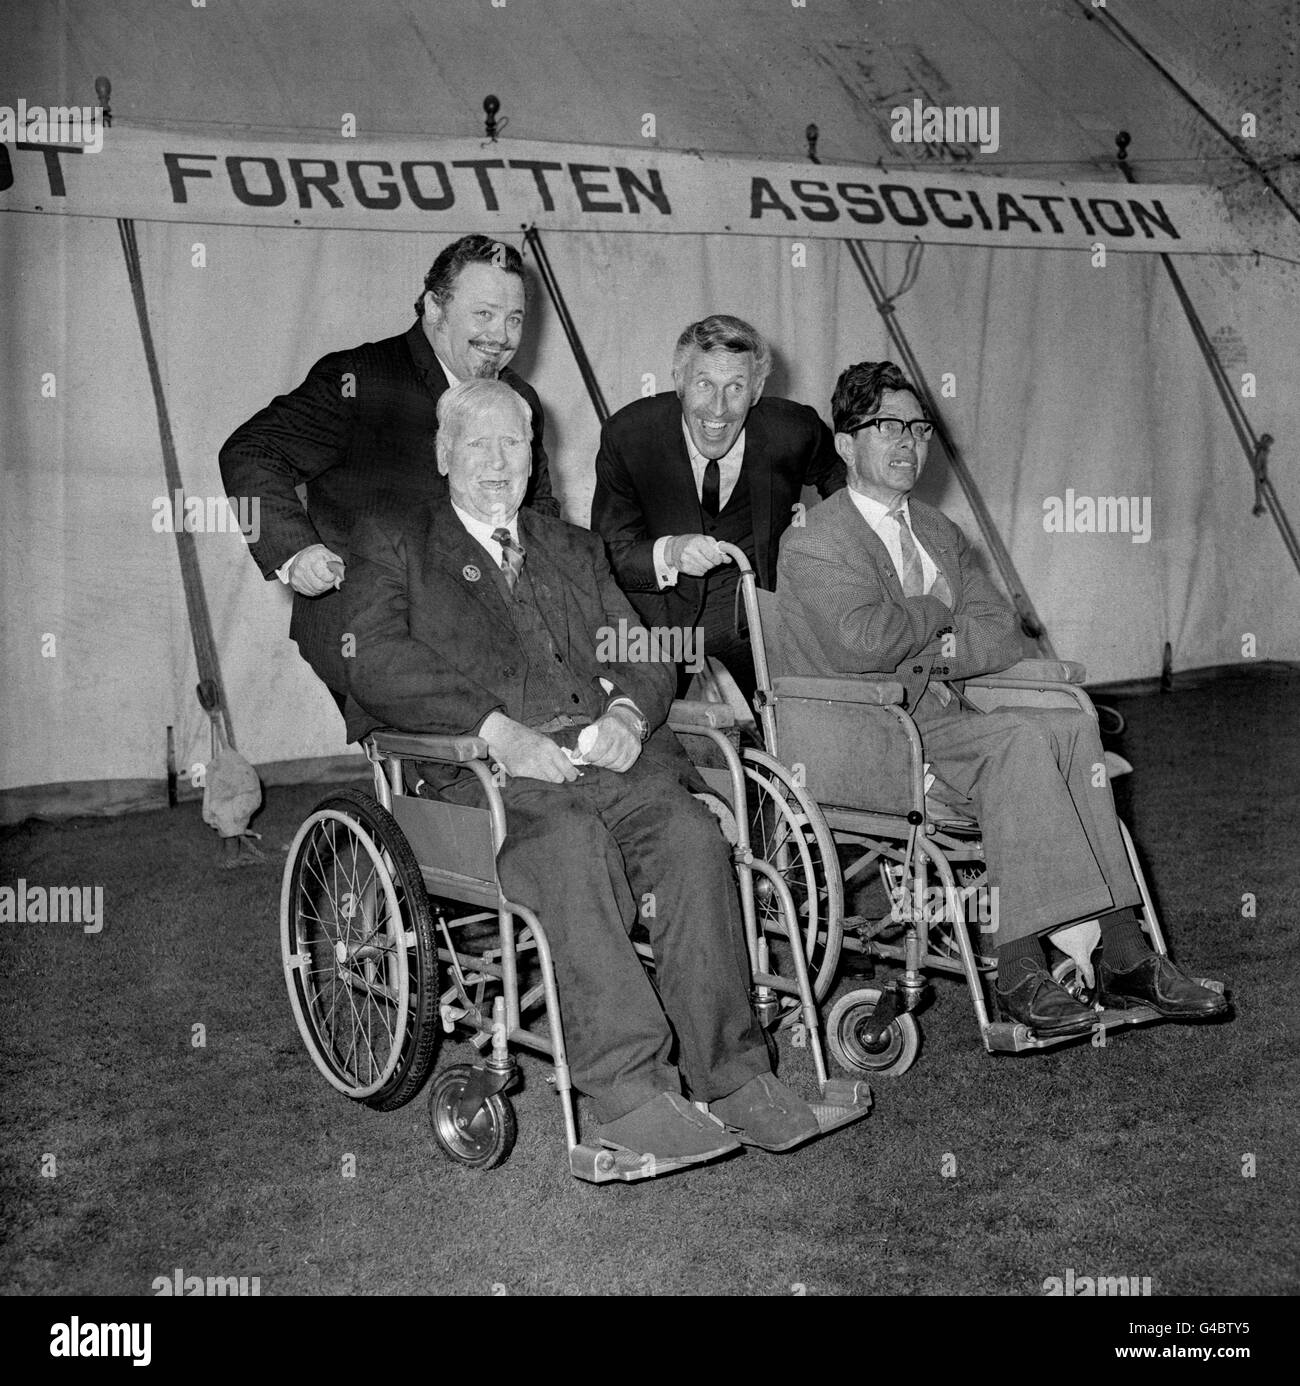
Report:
2,667,1297,1297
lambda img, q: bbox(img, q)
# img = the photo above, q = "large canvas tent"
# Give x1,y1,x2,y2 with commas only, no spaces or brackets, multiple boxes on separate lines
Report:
3,0,1298,822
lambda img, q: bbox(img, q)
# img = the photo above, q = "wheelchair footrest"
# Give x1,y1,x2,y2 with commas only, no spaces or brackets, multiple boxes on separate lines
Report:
985,1004,1168,1052
569,1143,699,1183
812,1079,873,1136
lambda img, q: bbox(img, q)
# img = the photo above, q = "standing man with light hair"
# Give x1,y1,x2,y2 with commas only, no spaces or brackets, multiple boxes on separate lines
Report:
220,234,558,712
592,314,843,704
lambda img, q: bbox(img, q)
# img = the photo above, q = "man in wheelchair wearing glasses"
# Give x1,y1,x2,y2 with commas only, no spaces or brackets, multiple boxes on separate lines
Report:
775,360,1227,1038
342,378,822,1168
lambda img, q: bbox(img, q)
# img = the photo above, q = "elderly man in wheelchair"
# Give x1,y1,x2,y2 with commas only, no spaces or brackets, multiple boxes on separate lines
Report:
773,360,1227,1039
335,377,834,1173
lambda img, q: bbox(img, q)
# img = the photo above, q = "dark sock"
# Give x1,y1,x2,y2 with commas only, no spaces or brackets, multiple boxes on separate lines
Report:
997,932,1045,979
1100,908,1151,970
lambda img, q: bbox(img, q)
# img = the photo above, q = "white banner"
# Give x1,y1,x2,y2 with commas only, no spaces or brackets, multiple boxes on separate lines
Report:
0,125,1242,255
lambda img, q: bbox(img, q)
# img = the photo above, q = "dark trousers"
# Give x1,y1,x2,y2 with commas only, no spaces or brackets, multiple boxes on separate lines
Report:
915,698,1142,944
445,754,768,1123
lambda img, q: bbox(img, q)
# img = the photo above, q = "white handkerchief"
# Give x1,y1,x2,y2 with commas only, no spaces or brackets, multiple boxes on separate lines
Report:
563,724,601,766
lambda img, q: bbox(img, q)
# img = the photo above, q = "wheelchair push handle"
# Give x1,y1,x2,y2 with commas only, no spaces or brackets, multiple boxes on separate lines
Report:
714,541,754,575
711,542,774,731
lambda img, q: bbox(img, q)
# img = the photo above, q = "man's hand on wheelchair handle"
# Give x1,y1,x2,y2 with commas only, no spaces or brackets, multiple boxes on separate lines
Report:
584,706,643,773
288,543,346,596
479,712,580,784
667,534,731,577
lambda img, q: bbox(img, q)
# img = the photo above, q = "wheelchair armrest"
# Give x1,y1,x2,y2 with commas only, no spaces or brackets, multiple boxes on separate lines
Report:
969,658,1087,686
668,699,736,729
768,676,917,814
367,729,489,763
771,675,905,706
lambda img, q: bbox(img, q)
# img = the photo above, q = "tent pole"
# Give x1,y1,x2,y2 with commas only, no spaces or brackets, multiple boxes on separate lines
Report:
844,238,1057,657
522,225,609,424
116,217,236,749
1083,2,1300,233
1113,141,1300,577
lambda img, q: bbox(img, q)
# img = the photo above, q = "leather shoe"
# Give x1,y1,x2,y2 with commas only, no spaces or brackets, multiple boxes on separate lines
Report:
995,955,1097,1036
1099,954,1227,1019
710,1073,821,1152
596,1092,740,1165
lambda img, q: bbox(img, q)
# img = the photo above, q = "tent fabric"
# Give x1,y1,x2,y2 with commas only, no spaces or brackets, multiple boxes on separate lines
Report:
3,0,1298,817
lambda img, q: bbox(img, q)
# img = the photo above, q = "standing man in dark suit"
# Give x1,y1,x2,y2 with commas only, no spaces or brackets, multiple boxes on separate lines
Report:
775,360,1227,1035
591,315,843,703
220,234,559,711
345,379,822,1168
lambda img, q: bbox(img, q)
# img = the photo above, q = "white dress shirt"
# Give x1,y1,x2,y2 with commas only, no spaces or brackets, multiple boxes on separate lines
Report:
846,488,941,594
450,501,519,569
652,419,747,588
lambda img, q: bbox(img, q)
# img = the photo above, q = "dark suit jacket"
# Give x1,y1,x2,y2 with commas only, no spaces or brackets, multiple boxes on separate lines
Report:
775,489,1025,709
219,321,558,695
591,392,843,629
344,499,685,793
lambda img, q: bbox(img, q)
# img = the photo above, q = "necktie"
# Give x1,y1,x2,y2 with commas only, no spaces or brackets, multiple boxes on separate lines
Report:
890,509,926,596
701,459,721,520
492,527,525,593
891,509,955,705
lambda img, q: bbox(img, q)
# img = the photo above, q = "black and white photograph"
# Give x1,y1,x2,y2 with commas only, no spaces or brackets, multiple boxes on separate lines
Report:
2,0,1297,1342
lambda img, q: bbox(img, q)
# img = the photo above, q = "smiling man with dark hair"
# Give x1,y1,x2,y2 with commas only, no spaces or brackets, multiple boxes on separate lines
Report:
219,234,558,711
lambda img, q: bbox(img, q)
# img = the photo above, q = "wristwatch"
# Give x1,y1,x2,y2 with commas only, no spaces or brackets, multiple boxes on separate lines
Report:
609,699,650,743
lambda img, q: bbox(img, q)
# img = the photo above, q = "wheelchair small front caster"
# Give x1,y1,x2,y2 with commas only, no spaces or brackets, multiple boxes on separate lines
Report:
428,1064,517,1170
826,986,920,1077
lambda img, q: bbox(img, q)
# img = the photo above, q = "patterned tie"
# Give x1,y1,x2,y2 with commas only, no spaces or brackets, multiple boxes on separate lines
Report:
701,459,721,520
890,509,926,596
891,509,954,705
491,527,526,593
891,509,953,605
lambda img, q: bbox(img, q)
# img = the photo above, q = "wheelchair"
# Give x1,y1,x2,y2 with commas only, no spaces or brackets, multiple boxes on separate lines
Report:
696,542,1225,1078
279,698,871,1183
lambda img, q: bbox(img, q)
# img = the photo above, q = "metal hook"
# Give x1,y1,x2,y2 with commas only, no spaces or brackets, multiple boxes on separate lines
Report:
95,75,112,128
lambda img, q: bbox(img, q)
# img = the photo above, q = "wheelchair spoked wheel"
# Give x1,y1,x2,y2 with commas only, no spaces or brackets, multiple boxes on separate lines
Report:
280,789,439,1111
825,986,920,1077
427,1065,517,1170
742,747,844,1003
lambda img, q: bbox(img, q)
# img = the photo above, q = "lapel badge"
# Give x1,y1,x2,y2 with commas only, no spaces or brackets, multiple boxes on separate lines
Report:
463,564,481,582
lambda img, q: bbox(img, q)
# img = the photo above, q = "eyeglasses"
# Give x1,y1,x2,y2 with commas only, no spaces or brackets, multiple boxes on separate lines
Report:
852,416,934,442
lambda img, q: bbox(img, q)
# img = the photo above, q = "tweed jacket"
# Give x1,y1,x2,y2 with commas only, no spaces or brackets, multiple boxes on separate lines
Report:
774,487,1025,710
